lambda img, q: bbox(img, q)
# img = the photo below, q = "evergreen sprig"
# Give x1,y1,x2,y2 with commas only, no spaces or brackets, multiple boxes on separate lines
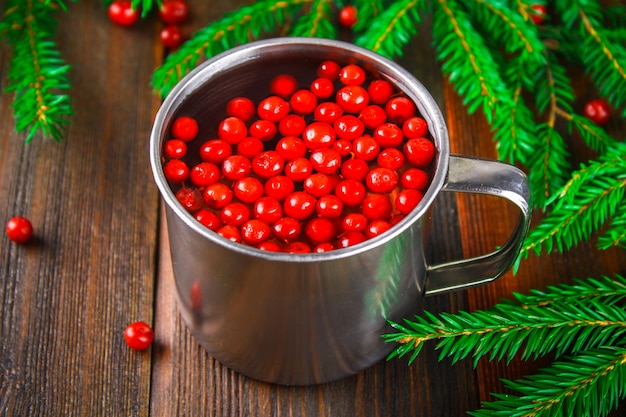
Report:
0,0,74,143
386,274,626,417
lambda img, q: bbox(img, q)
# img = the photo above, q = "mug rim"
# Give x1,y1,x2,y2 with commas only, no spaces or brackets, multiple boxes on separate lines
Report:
150,37,450,262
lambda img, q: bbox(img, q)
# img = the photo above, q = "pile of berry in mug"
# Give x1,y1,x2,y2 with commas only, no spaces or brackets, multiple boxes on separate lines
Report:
161,60,435,253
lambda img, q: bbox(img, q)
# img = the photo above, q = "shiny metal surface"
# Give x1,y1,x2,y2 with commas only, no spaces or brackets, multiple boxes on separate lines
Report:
150,37,531,385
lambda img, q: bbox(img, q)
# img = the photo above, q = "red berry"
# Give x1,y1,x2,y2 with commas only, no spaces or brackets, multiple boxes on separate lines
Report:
249,119,277,141
276,136,307,160
401,168,429,190
195,209,221,231
314,102,344,124
163,159,189,183
273,217,302,241
337,231,367,248
124,321,154,351
290,89,318,115
220,202,251,227
310,77,335,99
373,122,404,148
340,158,369,181
164,139,187,159
159,0,189,25
284,157,314,182
305,217,336,245
258,96,290,122
233,177,264,204
258,241,283,252
310,148,342,175
171,116,199,141
226,97,256,121
529,4,547,24
108,1,140,27
283,191,316,220
332,139,352,157
359,105,387,129
254,196,283,224
317,61,341,80
236,137,264,159
278,114,306,137
402,117,429,138
361,194,393,221
395,189,424,214
302,122,336,150
339,64,366,86
341,213,368,232
217,225,241,242
336,85,370,113
377,148,405,170
240,219,272,245
335,179,366,207
175,187,202,213
334,115,364,140
404,138,436,168
264,176,295,201
199,139,232,164
385,97,416,123
203,183,233,209
316,194,343,219
583,99,611,126
160,25,183,48
252,150,285,179
270,74,298,98
367,80,394,105
304,173,334,197
338,5,358,28
352,135,380,161
189,162,220,187
6,216,33,244
365,220,392,238
314,243,335,253
284,241,312,253
222,155,251,181
366,167,399,194
218,116,247,144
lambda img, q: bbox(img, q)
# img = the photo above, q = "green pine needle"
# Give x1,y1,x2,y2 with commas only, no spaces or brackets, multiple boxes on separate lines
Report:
469,346,626,417
151,0,313,98
289,0,337,38
1,0,74,143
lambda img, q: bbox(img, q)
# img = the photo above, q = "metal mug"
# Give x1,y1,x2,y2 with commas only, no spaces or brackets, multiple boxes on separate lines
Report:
150,37,531,385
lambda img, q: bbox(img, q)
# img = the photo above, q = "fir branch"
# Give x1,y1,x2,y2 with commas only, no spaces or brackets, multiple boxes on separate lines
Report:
353,0,425,59
431,0,512,121
469,347,626,417
289,0,337,38
519,142,626,259
151,0,312,98
1,0,73,142
597,205,626,251
562,112,619,154
525,123,571,208
386,297,626,368
351,0,385,33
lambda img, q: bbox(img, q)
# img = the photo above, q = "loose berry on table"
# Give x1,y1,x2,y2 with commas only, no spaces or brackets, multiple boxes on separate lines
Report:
583,99,611,126
108,1,139,27
159,0,189,25
160,25,183,49
123,322,154,351
6,216,33,244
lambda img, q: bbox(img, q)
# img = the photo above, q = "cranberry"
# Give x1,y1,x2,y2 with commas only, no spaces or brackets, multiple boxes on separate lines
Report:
283,191,317,220
124,322,154,351
278,114,306,137
240,219,272,245
395,189,424,214
199,139,232,164
341,213,368,232
284,241,312,253
314,243,335,253
189,162,220,187
108,1,139,27
270,74,298,98
366,220,392,238
401,168,429,190
302,122,336,150
159,0,189,25
160,25,183,48
403,117,429,138
220,202,251,227
316,194,343,218
258,241,283,252
335,179,366,207
226,97,256,121
290,89,318,115
305,217,336,245
252,150,285,179
233,177,264,204
334,115,364,140
276,136,307,160
337,231,367,248
366,167,399,193
361,194,393,220
163,159,189,183
221,155,251,181
385,97,416,123
218,116,247,144
304,173,334,197
352,135,380,161
359,105,387,129
264,176,295,201
203,183,233,209
6,216,33,244
310,148,342,174
332,139,352,156
254,196,283,224
257,96,290,122
404,137,436,168
336,85,370,113
273,217,302,241
195,209,221,231
236,137,264,159
377,148,405,170
249,119,277,141
338,5,358,28
340,158,369,181
175,187,202,213
317,61,341,80
164,139,187,159
217,225,241,242
314,102,344,123
310,77,335,99
374,122,404,148
171,116,198,141
530,4,547,24
583,99,611,125
367,80,394,104
339,64,366,86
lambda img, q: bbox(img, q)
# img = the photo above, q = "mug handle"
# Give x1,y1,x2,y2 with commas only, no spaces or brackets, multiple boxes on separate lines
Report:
424,154,532,296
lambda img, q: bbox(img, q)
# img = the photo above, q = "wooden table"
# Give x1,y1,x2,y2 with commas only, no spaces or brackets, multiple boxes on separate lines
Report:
1,1,624,416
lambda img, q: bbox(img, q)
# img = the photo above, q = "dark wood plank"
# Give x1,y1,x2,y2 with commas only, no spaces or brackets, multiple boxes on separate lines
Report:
0,2,161,415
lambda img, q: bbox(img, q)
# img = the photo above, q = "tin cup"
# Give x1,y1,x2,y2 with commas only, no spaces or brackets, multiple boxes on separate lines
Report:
150,38,531,385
